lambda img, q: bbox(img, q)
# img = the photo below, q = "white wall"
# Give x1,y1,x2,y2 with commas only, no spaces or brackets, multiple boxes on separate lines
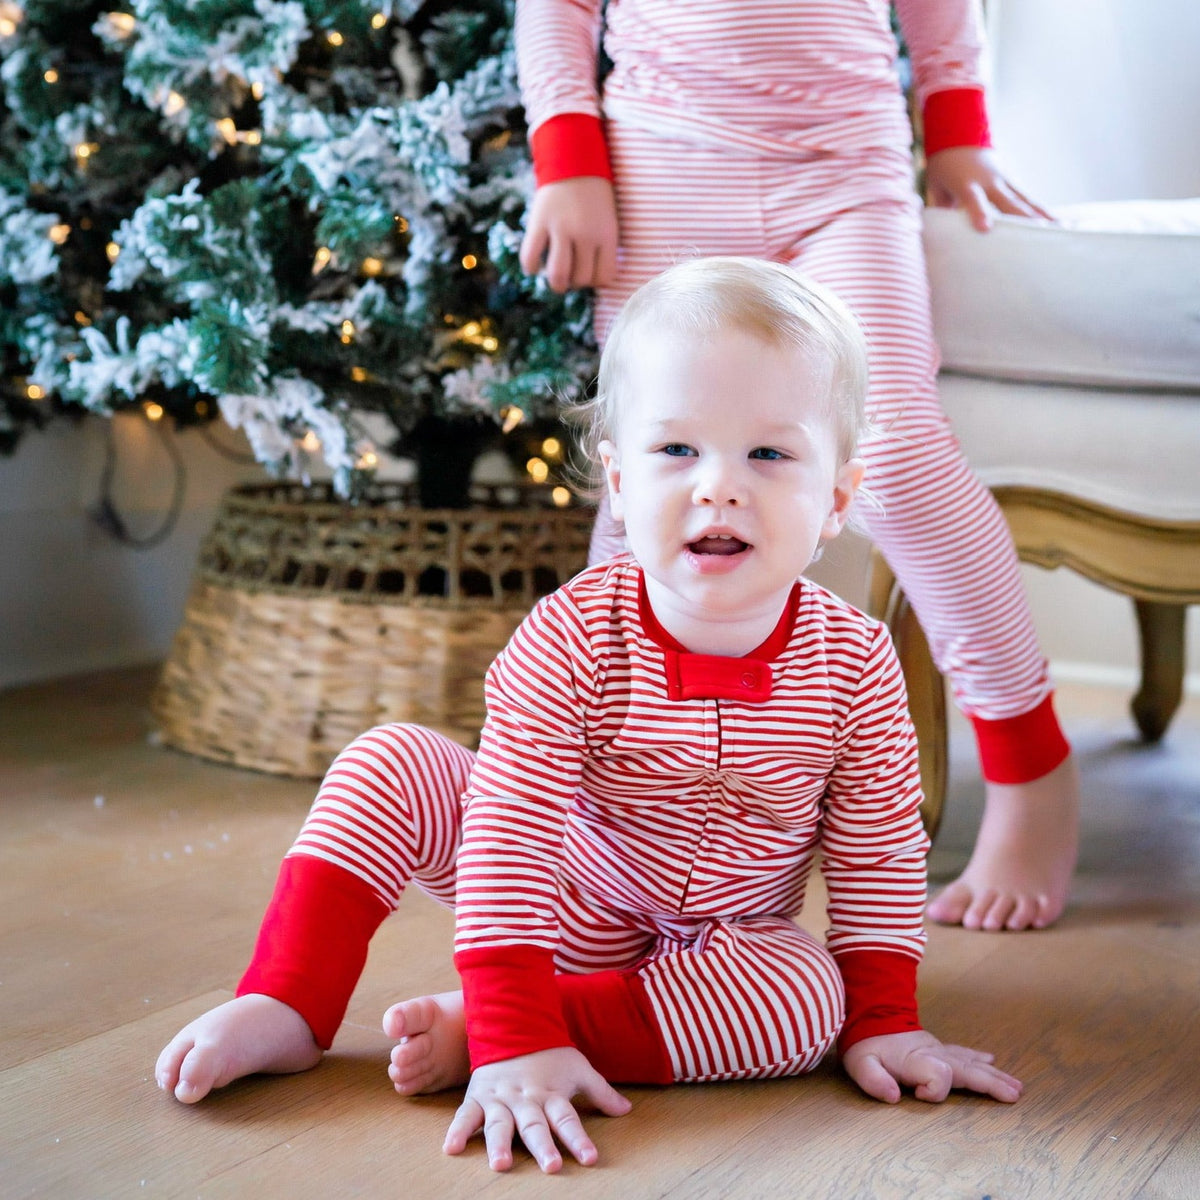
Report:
0,414,264,690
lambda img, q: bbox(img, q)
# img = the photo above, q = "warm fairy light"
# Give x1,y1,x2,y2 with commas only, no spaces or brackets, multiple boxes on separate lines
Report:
164,91,186,117
143,401,165,421
357,449,379,469
394,215,409,232
216,117,238,145
195,400,209,416
74,310,91,326
526,457,550,484
461,254,477,270
251,81,265,100
340,319,355,344
541,436,562,458
0,3,23,38
104,11,136,38
44,69,59,84
500,406,525,433
300,431,321,452
106,241,120,263
312,246,332,273
460,321,482,339
350,366,368,383
551,486,572,508
240,129,262,146
74,142,99,163
48,223,71,245
327,30,344,46
371,12,387,29
361,256,383,276
480,336,499,353
26,384,46,401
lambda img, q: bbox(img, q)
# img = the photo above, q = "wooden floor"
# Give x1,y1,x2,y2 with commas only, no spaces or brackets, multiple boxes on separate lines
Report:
2,666,1199,1199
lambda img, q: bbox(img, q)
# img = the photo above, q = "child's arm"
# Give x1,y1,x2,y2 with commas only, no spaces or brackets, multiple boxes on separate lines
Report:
514,0,619,291
895,0,1051,230
842,1030,1022,1104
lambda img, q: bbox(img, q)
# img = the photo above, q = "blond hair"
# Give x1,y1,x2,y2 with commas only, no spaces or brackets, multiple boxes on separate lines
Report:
565,257,870,496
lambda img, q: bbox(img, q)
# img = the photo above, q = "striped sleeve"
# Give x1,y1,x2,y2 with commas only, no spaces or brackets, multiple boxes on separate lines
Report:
821,621,929,961
894,0,992,151
515,0,605,134
453,591,595,1066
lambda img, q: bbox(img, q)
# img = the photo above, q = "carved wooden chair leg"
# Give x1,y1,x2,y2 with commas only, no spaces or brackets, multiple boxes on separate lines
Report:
867,550,948,838
1131,599,1187,743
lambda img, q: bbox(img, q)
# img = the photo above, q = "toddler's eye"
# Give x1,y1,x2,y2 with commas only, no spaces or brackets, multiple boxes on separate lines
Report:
749,447,787,461
662,443,697,457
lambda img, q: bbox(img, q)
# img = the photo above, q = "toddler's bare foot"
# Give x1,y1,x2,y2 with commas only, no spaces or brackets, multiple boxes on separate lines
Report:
384,991,471,1095
928,755,1080,932
155,993,322,1103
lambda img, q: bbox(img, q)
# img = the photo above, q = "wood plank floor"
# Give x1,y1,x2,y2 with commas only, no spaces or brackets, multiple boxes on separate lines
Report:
2,666,1198,1199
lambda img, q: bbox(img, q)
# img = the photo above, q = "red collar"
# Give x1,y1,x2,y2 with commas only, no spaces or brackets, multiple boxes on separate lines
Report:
636,574,799,704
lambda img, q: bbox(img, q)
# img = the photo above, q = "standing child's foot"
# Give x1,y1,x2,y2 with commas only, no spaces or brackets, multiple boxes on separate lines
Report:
155,993,323,1102
384,991,471,1095
927,755,1080,931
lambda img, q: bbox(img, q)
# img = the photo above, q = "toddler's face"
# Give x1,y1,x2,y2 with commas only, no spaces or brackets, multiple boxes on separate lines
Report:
600,327,861,628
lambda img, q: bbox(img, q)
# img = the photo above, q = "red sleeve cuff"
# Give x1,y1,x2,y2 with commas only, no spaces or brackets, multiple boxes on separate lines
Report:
236,854,389,1049
455,944,575,1068
922,87,992,157
835,948,922,1055
970,692,1071,785
529,113,613,187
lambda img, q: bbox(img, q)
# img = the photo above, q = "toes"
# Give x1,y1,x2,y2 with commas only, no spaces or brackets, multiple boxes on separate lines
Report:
959,888,999,930
1004,894,1041,931
927,882,972,926
382,996,436,1040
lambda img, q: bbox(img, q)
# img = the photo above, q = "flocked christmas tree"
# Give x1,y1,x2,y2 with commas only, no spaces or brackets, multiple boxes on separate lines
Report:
0,0,596,506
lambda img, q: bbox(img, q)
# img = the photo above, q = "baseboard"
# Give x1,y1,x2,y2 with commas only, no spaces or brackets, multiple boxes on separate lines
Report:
1049,659,1200,698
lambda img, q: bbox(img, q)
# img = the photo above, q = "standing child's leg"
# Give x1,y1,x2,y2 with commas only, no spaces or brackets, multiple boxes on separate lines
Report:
780,186,1079,931
156,723,472,1101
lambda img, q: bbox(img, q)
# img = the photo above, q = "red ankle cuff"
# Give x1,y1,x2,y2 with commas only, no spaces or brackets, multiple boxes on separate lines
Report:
970,694,1071,784
557,970,675,1084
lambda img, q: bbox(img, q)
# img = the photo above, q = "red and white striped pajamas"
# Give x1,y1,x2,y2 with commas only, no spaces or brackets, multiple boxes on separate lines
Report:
515,0,1071,783
239,560,929,1081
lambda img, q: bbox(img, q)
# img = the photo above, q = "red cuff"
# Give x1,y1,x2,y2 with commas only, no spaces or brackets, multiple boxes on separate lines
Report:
922,87,992,157
970,693,1071,785
529,113,613,186
835,949,922,1055
455,944,574,1068
236,854,390,1049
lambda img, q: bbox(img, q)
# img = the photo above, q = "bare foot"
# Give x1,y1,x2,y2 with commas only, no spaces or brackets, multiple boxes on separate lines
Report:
155,994,322,1103
383,991,471,1095
927,755,1080,932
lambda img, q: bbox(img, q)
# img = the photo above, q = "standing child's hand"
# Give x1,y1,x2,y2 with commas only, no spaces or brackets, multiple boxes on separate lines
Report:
444,1045,632,1173
924,146,1053,232
519,176,620,292
842,1029,1023,1104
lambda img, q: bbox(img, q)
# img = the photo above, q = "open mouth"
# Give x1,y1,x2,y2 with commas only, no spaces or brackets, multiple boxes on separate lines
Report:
687,534,750,556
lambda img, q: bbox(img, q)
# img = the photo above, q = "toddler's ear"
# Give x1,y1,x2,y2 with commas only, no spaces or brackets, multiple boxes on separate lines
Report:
820,458,865,541
599,439,625,521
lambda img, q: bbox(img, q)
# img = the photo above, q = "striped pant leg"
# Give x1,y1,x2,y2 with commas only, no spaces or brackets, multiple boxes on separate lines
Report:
637,915,844,1082
772,188,1052,720
286,722,473,910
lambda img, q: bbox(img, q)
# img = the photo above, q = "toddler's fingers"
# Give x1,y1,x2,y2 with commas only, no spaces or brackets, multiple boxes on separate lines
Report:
909,1053,955,1103
518,224,549,277
443,1097,484,1157
544,1096,600,1167
848,1053,902,1104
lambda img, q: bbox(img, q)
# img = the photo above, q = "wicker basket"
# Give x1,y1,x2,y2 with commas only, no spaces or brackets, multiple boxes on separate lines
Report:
152,481,594,777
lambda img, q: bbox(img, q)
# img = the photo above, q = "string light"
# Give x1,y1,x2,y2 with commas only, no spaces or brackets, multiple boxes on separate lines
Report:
312,246,332,273
327,30,344,46
461,254,477,270
300,431,321,452
195,400,209,416
163,90,186,117
26,384,46,401
552,486,572,508
541,437,562,458
394,215,409,233
44,69,58,84
349,366,369,383
102,11,136,38
143,401,164,421
240,129,261,146
251,81,265,100
216,118,238,145
361,256,383,277
357,449,379,469
480,336,499,353
74,142,99,164
371,12,387,29
340,319,355,345
500,406,525,433
0,2,24,37
106,242,120,263
74,310,92,326
526,457,550,484
47,223,71,245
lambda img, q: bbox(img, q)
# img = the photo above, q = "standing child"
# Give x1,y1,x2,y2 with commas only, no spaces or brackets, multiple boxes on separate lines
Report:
516,0,1080,933
157,259,1021,1174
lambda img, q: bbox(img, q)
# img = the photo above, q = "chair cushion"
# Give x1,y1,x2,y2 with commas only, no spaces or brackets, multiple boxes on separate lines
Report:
924,200,1200,389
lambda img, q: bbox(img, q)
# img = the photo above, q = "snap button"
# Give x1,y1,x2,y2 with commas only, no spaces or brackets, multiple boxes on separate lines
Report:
741,671,758,688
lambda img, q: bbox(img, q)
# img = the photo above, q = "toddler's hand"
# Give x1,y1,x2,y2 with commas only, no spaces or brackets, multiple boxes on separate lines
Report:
925,146,1052,232
519,177,620,292
842,1029,1022,1104
443,1045,632,1173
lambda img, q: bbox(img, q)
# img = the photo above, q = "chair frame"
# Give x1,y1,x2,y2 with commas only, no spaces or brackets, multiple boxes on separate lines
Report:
870,485,1200,836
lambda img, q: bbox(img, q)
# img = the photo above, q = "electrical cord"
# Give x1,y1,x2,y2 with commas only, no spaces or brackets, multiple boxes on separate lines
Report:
88,418,187,549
